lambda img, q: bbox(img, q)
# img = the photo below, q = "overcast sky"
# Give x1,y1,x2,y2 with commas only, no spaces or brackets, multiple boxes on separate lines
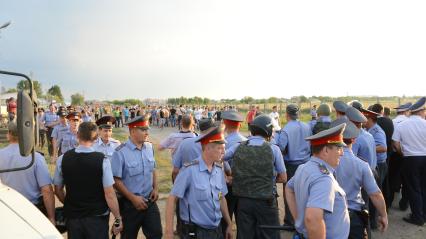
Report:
1,0,425,101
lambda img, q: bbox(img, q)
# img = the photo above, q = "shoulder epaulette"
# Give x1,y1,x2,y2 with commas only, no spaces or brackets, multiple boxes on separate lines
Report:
184,160,199,168
214,162,223,168
115,143,126,151
318,163,330,175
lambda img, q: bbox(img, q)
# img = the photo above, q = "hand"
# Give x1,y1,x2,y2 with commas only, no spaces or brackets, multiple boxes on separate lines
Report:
111,219,123,235
131,195,148,210
378,215,388,232
226,175,233,185
225,224,233,239
149,188,159,202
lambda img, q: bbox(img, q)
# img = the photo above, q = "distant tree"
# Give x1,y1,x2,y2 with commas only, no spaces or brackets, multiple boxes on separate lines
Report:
299,95,308,103
241,96,254,104
71,93,85,106
5,88,17,93
17,80,43,97
267,97,278,103
47,85,64,103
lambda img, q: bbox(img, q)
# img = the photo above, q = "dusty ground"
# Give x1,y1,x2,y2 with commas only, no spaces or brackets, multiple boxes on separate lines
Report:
63,126,425,238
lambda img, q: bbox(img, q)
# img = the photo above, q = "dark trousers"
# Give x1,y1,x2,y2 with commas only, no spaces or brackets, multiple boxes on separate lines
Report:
120,199,162,239
403,156,426,222
283,163,300,225
369,164,385,228
221,185,238,237
115,117,121,128
236,197,280,239
387,152,408,206
349,210,368,239
39,129,46,148
46,127,54,156
181,223,223,239
67,215,109,239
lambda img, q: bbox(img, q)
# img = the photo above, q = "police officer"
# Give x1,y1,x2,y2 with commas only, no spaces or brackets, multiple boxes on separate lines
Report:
220,110,247,234
93,115,121,162
43,103,60,157
55,112,81,158
276,104,311,229
224,114,287,239
346,106,378,170
53,122,123,238
390,102,412,210
111,115,163,238
171,118,215,181
165,126,233,239
285,123,350,239
334,120,388,238
332,100,349,125
0,121,55,224
392,97,426,226
51,109,69,163
311,103,332,134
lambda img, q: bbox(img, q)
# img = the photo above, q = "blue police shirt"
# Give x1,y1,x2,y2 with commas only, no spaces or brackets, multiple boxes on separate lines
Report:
223,132,248,171
43,111,59,127
171,157,228,229
53,145,114,187
111,139,156,198
57,129,79,154
0,144,52,204
368,124,387,163
224,135,286,175
172,136,202,169
352,129,377,169
51,123,69,140
336,147,380,211
93,137,121,162
287,156,350,239
277,120,311,165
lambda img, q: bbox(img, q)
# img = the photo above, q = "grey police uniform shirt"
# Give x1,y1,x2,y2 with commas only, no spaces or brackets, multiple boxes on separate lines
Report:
56,127,79,154
0,144,52,204
171,157,228,229
51,124,69,140
287,156,350,239
111,140,156,199
276,120,312,165
53,145,115,188
93,137,121,162
336,147,380,211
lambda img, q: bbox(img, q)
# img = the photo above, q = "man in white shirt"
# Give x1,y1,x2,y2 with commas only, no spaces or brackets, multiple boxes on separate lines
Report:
392,97,426,226
269,105,281,131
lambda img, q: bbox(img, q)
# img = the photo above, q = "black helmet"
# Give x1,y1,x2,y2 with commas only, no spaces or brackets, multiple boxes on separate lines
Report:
249,114,273,137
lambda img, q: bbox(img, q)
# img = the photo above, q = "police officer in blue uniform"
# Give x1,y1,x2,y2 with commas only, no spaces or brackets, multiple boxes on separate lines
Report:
0,121,56,224
220,110,247,235
165,125,233,239
285,123,350,239
53,122,123,238
94,115,121,162
332,100,349,125
276,104,311,229
56,112,81,157
346,106,378,170
51,109,69,163
390,102,412,210
334,120,388,238
224,114,287,239
171,118,215,181
392,97,426,226
111,115,162,239
43,103,60,157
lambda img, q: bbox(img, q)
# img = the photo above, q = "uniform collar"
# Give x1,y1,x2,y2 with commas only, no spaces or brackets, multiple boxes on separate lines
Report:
311,156,335,174
126,138,145,150
318,116,332,122
76,145,95,153
247,135,265,141
410,115,424,120
226,131,241,138
98,137,111,146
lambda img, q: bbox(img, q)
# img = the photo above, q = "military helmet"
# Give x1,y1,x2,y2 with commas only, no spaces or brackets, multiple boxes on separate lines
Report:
249,114,273,137
317,103,331,116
